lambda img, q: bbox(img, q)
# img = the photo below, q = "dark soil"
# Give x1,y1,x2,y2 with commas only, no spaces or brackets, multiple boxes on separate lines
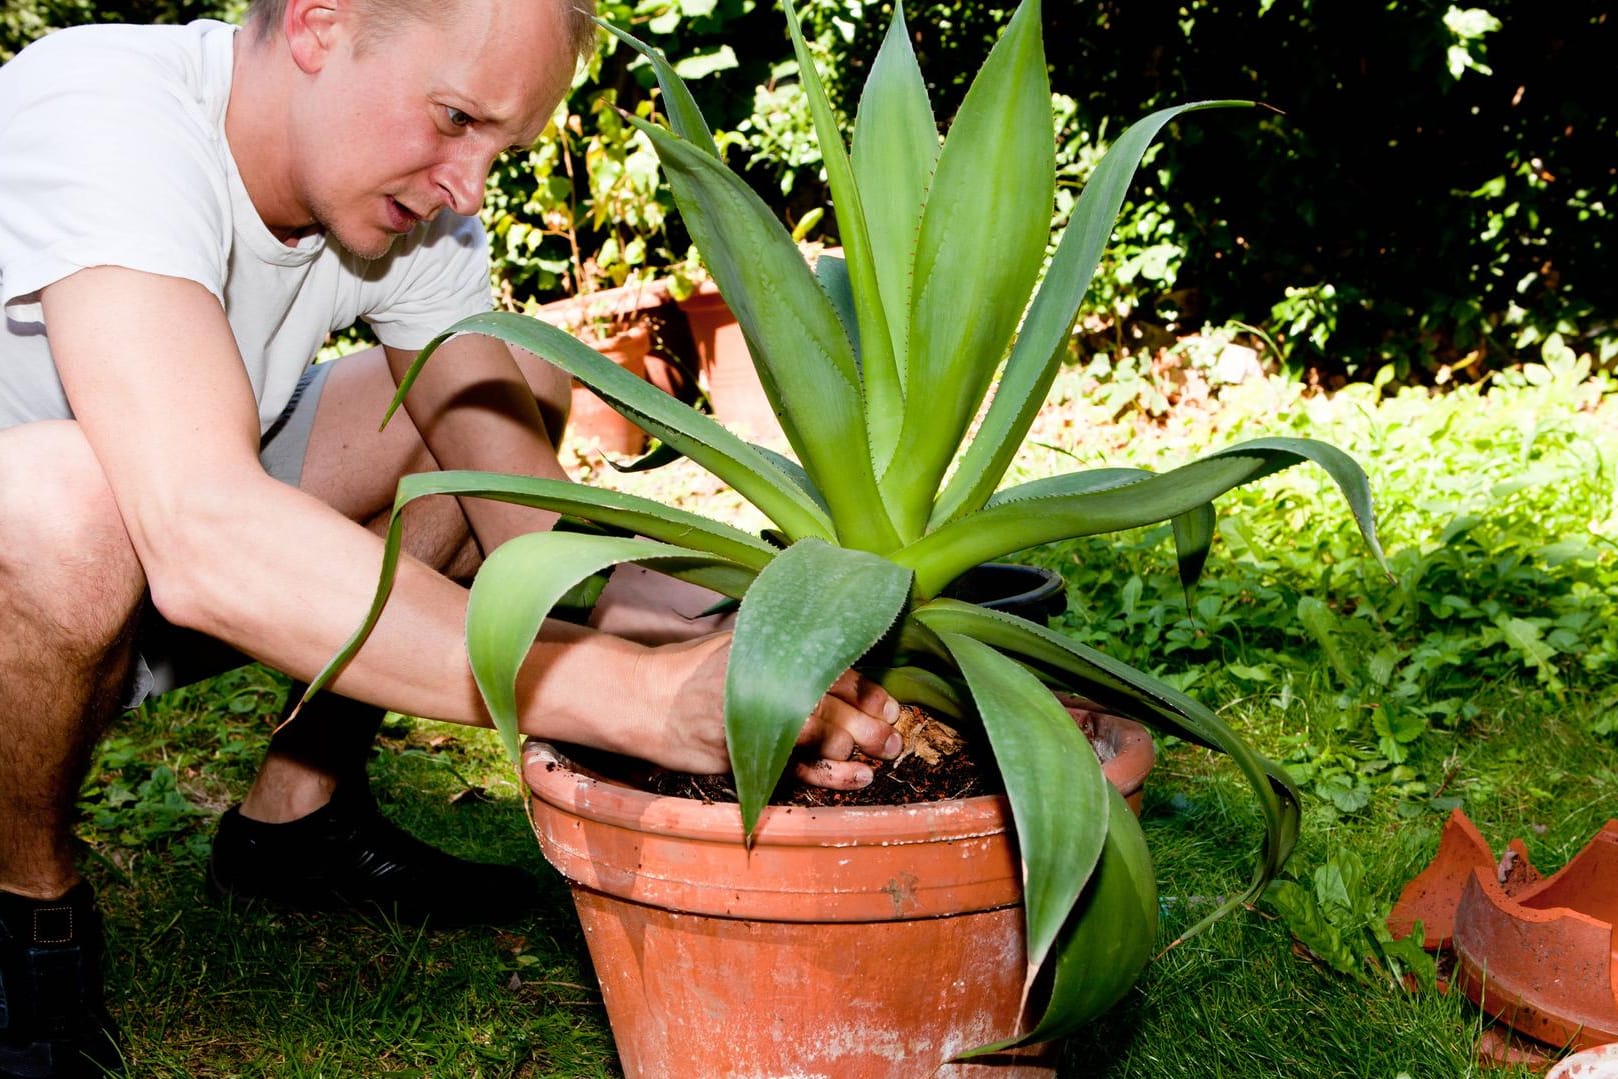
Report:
640,739,1001,808
568,705,1006,808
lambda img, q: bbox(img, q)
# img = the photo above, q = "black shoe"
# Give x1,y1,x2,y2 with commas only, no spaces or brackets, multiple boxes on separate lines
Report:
205,786,543,928
0,883,124,1078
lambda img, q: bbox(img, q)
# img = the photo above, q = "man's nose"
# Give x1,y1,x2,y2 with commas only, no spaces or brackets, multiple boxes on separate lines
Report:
432,147,493,217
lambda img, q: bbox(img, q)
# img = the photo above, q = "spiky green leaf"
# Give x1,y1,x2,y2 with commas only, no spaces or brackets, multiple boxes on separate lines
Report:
782,0,902,466
301,470,773,707
883,0,1054,537
903,439,1387,595
961,785,1156,1054
939,633,1109,972
814,254,858,355
392,471,776,570
915,600,1300,941
1174,503,1217,601
603,439,683,473
595,19,719,156
726,539,912,834
852,2,937,376
981,468,1153,507
1202,436,1388,572
934,102,1254,525
622,117,903,552
394,313,835,542
467,532,720,762
873,666,966,719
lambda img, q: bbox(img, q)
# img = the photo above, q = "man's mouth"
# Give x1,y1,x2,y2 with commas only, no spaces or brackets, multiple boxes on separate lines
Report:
385,197,422,233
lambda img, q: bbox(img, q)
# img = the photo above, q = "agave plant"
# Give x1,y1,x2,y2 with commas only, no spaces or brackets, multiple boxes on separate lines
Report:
313,0,1386,1049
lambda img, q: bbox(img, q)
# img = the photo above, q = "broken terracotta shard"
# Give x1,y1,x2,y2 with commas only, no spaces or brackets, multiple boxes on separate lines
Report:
1389,808,1618,1053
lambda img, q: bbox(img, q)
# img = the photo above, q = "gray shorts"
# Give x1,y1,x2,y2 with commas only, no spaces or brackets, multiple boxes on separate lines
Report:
125,361,336,709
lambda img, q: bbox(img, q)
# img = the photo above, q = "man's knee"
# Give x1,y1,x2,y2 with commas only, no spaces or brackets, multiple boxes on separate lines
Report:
0,421,146,658
508,343,570,448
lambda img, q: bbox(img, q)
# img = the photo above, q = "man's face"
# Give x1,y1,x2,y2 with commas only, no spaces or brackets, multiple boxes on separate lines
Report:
292,0,573,259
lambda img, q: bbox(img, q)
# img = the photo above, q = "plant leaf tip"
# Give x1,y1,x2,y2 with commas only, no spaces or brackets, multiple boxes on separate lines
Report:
1156,935,1186,959
273,697,306,737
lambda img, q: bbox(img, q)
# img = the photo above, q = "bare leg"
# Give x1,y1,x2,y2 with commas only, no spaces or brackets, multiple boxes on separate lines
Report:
0,422,146,899
589,564,736,645
235,342,736,819
237,344,563,821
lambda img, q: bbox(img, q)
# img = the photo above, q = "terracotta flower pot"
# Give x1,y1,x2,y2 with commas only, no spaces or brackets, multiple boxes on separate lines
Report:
677,280,781,441
568,324,651,457
1449,821,1618,1052
523,706,1153,1078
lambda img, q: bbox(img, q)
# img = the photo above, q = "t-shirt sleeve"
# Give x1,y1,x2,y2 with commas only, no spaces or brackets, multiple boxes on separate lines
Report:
357,212,493,351
0,34,230,324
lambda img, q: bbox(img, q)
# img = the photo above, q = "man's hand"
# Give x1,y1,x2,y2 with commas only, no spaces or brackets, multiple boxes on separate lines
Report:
634,633,902,789
792,669,904,788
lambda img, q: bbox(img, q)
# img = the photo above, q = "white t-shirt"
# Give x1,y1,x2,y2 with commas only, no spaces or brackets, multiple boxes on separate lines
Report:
0,19,492,434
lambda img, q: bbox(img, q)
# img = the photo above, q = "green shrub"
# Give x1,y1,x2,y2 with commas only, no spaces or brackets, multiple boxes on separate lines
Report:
2,0,244,60
793,0,1615,380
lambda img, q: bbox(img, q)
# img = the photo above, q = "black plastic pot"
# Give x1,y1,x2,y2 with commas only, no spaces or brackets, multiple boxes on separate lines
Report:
941,562,1067,623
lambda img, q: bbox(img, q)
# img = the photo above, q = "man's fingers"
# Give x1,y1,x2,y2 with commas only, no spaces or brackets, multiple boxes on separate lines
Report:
793,758,876,790
817,726,856,762
827,669,901,724
797,693,902,760
784,671,904,789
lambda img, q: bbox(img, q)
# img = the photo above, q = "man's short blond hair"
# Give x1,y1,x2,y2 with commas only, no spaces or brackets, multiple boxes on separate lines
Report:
245,0,599,69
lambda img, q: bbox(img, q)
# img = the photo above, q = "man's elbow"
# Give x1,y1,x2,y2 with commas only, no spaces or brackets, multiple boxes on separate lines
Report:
135,493,249,638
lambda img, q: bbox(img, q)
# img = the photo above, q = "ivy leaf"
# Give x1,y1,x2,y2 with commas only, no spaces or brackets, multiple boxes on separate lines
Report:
1312,850,1374,926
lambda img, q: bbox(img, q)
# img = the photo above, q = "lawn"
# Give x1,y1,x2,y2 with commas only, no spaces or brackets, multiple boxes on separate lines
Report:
83,346,1618,1077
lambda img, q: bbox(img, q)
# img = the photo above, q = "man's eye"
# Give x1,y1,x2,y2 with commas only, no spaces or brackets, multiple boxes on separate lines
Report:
447,107,473,128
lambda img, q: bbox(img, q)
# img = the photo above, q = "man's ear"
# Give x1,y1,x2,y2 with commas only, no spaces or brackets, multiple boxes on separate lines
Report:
284,0,341,74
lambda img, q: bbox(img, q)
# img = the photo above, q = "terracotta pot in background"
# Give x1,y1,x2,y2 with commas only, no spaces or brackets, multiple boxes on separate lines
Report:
568,324,650,457
534,278,702,416
524,706,1154,1079
677,280,780,441
536,278,675,332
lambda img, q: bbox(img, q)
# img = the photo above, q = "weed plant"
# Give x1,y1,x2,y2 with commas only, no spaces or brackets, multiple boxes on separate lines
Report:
77,358,1616,1076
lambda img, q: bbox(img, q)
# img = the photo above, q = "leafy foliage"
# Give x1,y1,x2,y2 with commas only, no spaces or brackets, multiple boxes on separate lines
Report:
480,0,839,314
78,666,281,863
0,0,244,60
794,0,1616,379
1022,347,1618,821
1263,850,1437,992
483,64,703,316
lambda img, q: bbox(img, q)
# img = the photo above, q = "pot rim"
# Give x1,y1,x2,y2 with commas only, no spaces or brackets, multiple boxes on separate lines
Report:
525,738,1016,849
524,707,1153,850
943,562,1064,606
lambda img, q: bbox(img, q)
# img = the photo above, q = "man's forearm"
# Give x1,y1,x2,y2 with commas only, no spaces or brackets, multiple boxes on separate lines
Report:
147,472,663,755
41,268,671,761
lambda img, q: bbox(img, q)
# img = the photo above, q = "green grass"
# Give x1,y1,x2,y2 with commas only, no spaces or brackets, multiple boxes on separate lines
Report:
1068,683,1618,1078
79,358,1618,1076
86,671,616,1078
